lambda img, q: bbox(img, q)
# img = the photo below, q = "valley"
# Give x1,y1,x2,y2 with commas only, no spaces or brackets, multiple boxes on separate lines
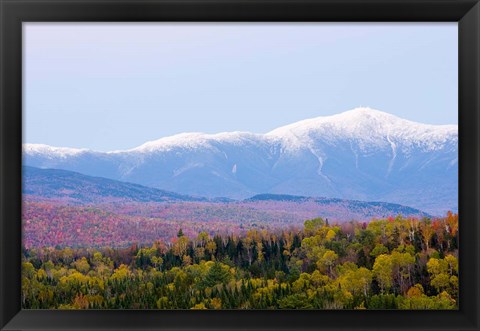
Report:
23,166,431,248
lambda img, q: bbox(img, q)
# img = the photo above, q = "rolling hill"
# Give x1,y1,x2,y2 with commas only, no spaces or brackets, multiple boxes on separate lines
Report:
23,166,207,203
23,166,430,222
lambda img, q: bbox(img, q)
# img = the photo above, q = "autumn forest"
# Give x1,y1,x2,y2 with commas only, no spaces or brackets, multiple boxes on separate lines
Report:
22,212,459,310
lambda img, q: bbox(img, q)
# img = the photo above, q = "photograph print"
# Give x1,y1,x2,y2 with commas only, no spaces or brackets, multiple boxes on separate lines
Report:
22,23,458,310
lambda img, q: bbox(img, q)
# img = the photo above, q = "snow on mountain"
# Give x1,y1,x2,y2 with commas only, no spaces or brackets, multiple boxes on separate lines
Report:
23,143,89,158
23,108,458,215
267,108,457,152
123,131,266,153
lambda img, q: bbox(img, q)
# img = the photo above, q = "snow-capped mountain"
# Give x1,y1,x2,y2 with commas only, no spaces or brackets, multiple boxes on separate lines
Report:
23,108,458,215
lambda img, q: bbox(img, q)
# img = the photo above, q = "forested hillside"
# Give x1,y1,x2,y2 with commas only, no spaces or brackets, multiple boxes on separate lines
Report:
22,212,458,309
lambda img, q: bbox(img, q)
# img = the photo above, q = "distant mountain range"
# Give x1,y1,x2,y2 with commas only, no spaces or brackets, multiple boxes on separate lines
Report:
24,107,457,215
23,166,431,221
23,166,207,204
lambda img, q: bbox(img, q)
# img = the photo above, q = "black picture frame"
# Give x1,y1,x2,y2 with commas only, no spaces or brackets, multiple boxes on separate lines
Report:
1,0,479,330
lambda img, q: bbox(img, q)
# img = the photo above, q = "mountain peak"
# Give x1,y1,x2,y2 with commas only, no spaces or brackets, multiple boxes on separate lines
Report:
267,107,406,134
266,107,457,151
330,107,412,128
340,106,398,119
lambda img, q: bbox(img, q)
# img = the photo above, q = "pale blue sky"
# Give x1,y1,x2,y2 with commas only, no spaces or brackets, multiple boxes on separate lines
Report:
24,23,458,151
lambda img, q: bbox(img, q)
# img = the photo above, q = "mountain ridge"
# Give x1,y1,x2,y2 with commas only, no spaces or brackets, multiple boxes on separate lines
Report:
23,165,208,203
23,108,458,215
25,108,457,155
23,166,432,221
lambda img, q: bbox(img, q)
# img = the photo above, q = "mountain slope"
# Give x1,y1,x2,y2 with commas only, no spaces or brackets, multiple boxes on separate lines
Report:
23,166,206,203
246,193,431,219
23,107,457,214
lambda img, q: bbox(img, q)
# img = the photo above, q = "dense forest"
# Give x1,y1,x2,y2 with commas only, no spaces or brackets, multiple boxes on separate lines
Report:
22,212,458,309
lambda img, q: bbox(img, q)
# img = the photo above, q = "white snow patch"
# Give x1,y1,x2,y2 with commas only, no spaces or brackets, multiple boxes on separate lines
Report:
173,163,204,177
386,134,397,177
23,144,88,158
350,141,359,170
307,147,331,183
448,158,458,168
